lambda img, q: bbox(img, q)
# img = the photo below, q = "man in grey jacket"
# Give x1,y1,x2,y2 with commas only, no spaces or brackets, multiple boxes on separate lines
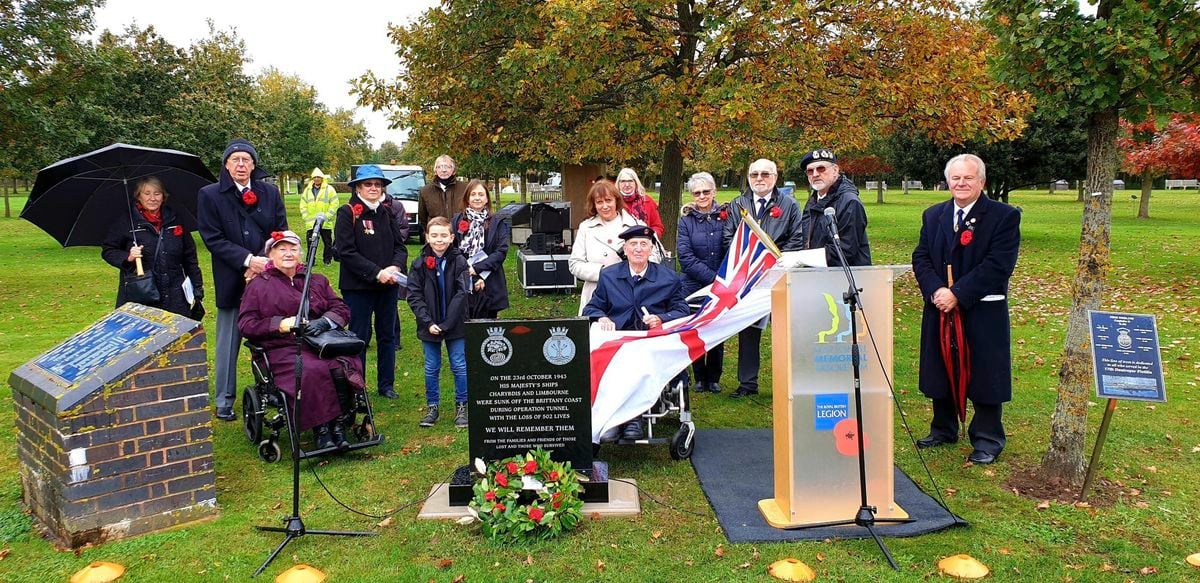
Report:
722,158,804,397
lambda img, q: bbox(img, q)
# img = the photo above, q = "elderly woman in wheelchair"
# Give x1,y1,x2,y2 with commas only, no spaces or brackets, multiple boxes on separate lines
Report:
238,231,366,453
583,226,691,442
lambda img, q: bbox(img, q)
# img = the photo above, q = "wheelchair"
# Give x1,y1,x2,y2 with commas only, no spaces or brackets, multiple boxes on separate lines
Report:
599,371,696,460
241,341,384,462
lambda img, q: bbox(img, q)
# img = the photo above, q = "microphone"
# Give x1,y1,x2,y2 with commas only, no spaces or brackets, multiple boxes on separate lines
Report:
311,212,328,231
823,207,840,241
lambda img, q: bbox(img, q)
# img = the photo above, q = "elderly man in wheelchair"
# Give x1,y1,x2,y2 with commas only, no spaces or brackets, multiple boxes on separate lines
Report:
238,231,375,457
583,225,691,442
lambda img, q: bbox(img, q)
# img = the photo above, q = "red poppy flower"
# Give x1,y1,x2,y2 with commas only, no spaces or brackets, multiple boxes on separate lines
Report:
352,204,363,218
960,230,974,246
171,225,183,236
523,460,538,474
718,210,728,221
552,499,562,509
484,490,496,502
769,206,782,218
458,220,470,233
495,472,509,487
425,256,436,270
547,470,559,482
494,503,506,512
506,461,520,475
528,507,544,523
242,190,257,205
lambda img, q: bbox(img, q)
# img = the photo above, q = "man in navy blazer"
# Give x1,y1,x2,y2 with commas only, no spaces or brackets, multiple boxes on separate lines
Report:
583,225,690,439
197,139,289,421
911,154,1020,465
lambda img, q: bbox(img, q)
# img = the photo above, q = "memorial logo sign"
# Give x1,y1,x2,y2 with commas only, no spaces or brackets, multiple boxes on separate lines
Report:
1088,310,1167,402
467,319,591,469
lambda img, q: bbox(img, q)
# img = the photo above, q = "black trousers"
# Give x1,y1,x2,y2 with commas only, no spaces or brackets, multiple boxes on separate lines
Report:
692,342,725,385
736,326,762,391
929,397,1006,455
307,228,334,262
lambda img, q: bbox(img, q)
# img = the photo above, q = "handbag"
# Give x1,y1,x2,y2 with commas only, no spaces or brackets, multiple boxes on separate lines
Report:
303,329,365,359
121,271,161,305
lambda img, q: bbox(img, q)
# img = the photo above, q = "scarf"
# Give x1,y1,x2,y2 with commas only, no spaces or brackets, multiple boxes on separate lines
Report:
435,175,457,191
137,204,163,231
460,208,488,259
623,193,648,223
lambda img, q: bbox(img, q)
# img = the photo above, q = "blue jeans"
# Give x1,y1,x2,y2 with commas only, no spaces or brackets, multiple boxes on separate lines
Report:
343,287,399,391
422,337,467,406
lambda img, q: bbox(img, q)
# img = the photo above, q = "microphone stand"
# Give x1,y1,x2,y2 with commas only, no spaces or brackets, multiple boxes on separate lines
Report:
253,228,375,577
787,216,903,570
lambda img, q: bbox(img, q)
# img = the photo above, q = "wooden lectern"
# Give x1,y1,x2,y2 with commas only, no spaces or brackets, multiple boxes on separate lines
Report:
758,266,910,528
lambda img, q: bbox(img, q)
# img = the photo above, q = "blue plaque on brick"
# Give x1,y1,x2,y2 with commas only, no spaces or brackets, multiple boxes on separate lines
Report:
1088,310,1166,402
34,312,164,384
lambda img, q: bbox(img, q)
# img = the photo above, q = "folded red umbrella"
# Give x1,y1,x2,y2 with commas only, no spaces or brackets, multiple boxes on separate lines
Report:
939,266,971,425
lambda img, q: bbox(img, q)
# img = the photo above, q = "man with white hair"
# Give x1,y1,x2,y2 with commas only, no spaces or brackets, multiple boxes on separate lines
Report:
721,158,804,398
911,154,1021,465
418,154,466,230
798,149,871,266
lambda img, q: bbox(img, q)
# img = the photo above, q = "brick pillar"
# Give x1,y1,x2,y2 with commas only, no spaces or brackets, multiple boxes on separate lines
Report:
9,304,217,548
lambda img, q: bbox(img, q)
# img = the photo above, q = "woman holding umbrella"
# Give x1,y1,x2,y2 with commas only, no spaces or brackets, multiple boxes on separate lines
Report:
101,176,204,319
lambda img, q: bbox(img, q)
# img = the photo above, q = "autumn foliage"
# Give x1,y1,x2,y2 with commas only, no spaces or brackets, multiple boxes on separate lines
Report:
1119,114,1200,178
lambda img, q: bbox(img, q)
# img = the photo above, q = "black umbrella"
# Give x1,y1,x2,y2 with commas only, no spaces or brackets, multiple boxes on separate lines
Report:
20,143,216,247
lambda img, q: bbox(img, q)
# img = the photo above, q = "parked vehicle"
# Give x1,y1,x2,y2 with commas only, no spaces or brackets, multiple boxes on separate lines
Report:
350,164,424,239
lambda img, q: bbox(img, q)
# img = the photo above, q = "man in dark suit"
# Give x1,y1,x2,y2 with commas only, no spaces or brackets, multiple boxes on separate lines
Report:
197,139,289,421
911,154,1020,465
721,158,804,398
583,225,690,439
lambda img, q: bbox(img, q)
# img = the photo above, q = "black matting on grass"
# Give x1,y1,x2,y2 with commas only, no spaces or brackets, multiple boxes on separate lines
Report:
691,428,966,543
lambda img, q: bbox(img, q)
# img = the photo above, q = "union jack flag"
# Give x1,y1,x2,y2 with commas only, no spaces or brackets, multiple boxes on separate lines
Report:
588,213,781,442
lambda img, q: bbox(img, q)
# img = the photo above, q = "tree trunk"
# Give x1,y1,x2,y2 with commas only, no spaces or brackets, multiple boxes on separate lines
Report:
903,176,910,196
3,180,9,218
1041,107,1120,485
876,181,884,204
658,138,684,250
1137,169,1152,219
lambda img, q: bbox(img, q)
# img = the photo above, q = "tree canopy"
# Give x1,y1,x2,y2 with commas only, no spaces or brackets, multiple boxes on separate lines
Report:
357,0,1031,245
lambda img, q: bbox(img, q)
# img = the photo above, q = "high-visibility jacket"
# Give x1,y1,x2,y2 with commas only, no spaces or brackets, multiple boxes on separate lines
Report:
299,181,340,230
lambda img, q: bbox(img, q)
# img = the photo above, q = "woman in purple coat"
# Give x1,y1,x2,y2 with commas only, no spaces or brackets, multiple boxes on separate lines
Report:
238,231,364,450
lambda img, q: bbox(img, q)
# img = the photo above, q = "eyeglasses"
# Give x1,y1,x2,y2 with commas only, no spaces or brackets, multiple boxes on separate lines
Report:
748,172,775,179
691,189,715,196
358,181,385,189
806,165,832,175
227,155,254,166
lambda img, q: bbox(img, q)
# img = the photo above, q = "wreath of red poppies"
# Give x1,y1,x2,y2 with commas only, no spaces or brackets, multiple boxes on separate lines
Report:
242,190,257,205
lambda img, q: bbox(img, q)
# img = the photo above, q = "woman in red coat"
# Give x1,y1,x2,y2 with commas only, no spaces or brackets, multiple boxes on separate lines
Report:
238,231,364,451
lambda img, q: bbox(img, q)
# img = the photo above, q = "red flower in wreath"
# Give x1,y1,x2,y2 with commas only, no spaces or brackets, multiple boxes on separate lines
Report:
523,460,538,474
718,210,728,221
495,472,509,487
528,507,544,523
546,470,559,482
425,256,436,270
271,231,285,241
351,203,363,219
484,490,496,502
494,502,506,512
506,461,520,475
457,220,470,233
171,225,183,236
242,190,257,205
960,230,974,246
769,206,782,219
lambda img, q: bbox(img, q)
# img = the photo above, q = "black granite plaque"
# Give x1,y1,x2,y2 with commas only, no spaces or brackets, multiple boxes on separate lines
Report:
467,318,591,469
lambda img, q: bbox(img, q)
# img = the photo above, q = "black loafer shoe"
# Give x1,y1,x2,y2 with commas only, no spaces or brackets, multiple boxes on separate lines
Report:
215,407,236,421
706,382,722,394
730,387,758,399
621,420,645,441
377,387,399,399
691,382,708,394
916,434,957,449
967,450,997,464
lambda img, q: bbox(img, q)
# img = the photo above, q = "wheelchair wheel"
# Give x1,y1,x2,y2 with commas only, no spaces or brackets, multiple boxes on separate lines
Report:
258,439,282,463
670,426,694,460
242,386,263,444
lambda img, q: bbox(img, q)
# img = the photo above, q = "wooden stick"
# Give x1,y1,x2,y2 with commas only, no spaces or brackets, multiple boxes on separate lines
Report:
135,256,145,277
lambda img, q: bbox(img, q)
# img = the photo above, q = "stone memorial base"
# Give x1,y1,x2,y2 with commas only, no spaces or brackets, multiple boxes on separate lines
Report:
419,477,640,520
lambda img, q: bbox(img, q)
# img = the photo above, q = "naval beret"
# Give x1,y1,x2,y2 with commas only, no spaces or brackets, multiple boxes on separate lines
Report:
618,225,655,241
800,149,837,169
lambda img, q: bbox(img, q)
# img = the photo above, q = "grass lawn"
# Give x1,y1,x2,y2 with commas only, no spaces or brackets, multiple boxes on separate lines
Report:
0,188,1197,582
